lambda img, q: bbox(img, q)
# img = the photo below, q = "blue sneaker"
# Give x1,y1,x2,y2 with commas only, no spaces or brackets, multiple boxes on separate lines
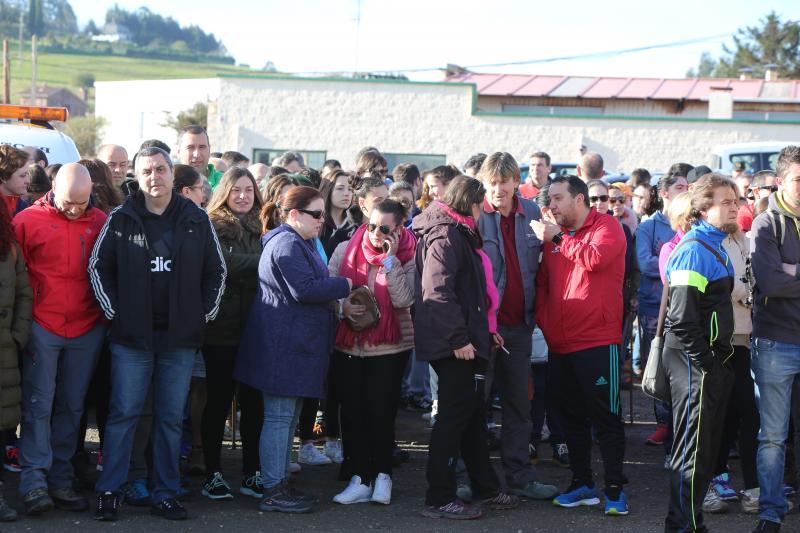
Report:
120,478,151,507
711,473,738,501
553,483,600,508
604,490,629,516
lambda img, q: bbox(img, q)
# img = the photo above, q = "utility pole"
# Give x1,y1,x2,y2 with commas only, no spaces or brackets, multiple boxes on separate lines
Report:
3,40,10,104
17,1,24,65
30,35,36,104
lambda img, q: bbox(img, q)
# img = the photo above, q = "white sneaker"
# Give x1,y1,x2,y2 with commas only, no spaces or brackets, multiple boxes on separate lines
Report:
324,440,344,464
371,473,392,505
298,443,332,465
740,487,759,514
702,486,728,514
333,475,373,504
288,462,301,474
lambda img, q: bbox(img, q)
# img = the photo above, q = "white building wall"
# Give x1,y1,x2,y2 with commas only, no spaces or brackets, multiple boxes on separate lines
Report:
95,78,221,156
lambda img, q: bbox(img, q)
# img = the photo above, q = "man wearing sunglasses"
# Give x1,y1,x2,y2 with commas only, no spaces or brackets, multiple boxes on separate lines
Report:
738,171,777,232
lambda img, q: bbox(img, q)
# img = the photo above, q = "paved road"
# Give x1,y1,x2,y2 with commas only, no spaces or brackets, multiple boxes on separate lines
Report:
2,386,796,532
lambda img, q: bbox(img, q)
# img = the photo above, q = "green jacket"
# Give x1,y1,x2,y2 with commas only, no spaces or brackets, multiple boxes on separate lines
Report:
204,207,262,347
207,164,225,190
0,243,32,430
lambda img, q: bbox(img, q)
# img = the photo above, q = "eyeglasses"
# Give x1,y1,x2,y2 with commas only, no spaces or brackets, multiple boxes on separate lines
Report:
368,223,392,235
756,185,778,192
589,195,609,203
608,197,625,204
296,208,325,219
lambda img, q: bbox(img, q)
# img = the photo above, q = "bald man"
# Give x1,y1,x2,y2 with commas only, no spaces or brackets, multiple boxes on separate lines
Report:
248,162,269,190
577,152,604,183
97,144,129,188
12,163,108,515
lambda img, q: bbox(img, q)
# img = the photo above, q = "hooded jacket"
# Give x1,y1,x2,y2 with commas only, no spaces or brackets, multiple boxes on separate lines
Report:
751,192,800,344
413,204,491,361
13,192,106,338
664,220,734,370
535,208,626,354
636,211,676,317
88,192,226,350
0,243,31,430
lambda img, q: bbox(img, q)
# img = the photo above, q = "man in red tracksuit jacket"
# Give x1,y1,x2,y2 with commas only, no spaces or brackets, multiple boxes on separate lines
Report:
531,175,629,515
12,163,107,515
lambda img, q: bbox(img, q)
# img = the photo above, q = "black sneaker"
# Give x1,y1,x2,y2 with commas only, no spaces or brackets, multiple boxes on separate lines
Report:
240,471,263,499
552,442,570,468
421,499,482,520
481,491,519,510
94,491,122,521
752,520,781,532
201,472,233,500
22,488,53,515
51,487,89,512
150,497,187,520
259,482,313,513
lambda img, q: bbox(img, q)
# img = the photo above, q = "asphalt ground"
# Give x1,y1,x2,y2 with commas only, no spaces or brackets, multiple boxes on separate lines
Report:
1,385,797,533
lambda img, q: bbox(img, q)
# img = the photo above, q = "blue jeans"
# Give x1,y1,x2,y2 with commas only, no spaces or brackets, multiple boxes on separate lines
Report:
18,322,105,495
402,351,431,402
260,395,302,490
751,336,800,524
95,336,195,503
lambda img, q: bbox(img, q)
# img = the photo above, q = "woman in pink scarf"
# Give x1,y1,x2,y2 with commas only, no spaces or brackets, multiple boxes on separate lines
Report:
327,198,417,506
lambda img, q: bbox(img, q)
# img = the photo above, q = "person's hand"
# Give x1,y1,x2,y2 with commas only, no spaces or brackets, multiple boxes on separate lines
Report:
383,231,400,257
454,343,476,360
541,209,558,225
530,219,561,243
492,332,504,349
343,296,366,319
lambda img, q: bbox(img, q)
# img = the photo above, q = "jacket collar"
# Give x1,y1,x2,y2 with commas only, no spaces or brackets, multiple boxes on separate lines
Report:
482,194,523,216
692,219,727,244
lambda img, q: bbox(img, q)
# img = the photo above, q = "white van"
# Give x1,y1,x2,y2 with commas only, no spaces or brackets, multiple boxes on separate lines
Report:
711,142,800,175
0,105,80,164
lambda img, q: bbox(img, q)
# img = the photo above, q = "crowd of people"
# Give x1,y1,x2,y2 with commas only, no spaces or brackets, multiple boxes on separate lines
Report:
0,127,799,532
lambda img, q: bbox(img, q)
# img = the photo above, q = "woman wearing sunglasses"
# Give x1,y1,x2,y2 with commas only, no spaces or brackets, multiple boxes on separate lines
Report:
327,198,417,506
234,186,352,514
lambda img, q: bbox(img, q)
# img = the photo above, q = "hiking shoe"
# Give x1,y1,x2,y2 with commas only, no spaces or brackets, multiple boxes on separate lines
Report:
150,497,187,520
740,487,760,514
23,487,54,515
702,486,728,513
752,520,781,532
646,424,668,445
94,491,122,521
324,440,344,464
3,446,20,473
553,483,600,508
187,447,205,476
298,443,332,466
711,473,738,501
604,490,629,516
333,475,373,504
509,481,559,500
51,486,89,512
552,443,570,468
421,499,482,520
240,471,263,499
120,478,151,506
371,473,392,505
202,472,233,500
481,491,519,510
0,489,17,522
529,443,539,465
259,482,313,513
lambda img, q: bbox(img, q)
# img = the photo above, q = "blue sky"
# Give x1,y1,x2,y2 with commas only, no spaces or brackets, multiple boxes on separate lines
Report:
68,0,799,79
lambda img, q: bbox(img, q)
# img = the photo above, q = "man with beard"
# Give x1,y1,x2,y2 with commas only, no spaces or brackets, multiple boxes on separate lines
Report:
661,174,739,532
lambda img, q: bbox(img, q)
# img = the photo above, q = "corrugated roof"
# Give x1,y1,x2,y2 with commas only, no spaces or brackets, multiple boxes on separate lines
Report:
446,72,800,102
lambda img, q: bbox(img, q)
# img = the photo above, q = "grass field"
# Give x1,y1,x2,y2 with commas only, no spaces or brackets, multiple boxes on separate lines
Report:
3,42,254,106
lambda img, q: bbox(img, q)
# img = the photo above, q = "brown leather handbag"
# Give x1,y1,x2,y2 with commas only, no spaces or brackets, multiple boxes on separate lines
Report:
346,285,381,331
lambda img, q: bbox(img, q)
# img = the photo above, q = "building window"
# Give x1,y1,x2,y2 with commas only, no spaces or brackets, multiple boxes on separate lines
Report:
252,148,327,169
384,153,447,173
502,104,603,116
733,110,800,122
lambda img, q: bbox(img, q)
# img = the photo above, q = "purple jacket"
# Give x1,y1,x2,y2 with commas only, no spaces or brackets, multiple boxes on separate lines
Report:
659,229,685,284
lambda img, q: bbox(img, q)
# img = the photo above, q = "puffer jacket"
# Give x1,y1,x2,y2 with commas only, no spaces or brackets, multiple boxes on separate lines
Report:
205,207,262,347
0,243,32,430
328,236,416,357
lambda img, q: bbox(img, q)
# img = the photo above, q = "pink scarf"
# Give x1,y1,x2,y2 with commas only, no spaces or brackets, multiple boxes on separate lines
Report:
336,224,417,348
434,201,500,334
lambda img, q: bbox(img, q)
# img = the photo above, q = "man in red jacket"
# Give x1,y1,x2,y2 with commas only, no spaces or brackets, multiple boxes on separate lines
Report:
12,163,107,515
531,175,628,515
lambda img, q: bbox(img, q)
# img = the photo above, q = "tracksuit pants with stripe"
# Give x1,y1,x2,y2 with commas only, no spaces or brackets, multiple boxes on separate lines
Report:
549,344,627,490
663,345,734,533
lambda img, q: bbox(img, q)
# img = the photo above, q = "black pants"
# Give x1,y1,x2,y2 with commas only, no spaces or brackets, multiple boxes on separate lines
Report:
201,345,263,476
425,356,499,506
663,346,734,533
549,344,627,489
331,350,408,483
298,366,341,442
713,345,759,490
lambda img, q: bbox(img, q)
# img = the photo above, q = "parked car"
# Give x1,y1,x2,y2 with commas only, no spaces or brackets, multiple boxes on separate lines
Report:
711,141,800,175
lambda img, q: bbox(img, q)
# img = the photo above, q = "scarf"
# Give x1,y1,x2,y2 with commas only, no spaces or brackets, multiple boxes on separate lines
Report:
335,223,417,348
433,201,500,334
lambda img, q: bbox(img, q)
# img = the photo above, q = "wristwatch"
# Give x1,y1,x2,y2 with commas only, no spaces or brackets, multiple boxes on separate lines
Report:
551,231,565,245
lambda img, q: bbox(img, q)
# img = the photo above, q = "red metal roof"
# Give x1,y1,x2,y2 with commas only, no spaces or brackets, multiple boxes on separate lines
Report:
446,72,800,102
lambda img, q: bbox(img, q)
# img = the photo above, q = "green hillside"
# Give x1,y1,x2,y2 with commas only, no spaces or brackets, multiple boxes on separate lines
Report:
4,46,254,106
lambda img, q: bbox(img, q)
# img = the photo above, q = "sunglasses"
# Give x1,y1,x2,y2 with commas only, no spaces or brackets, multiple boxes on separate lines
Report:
608,197,625,204
756,185,778,192
296,208,325,220
589,195,609,203
368,223,392,235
